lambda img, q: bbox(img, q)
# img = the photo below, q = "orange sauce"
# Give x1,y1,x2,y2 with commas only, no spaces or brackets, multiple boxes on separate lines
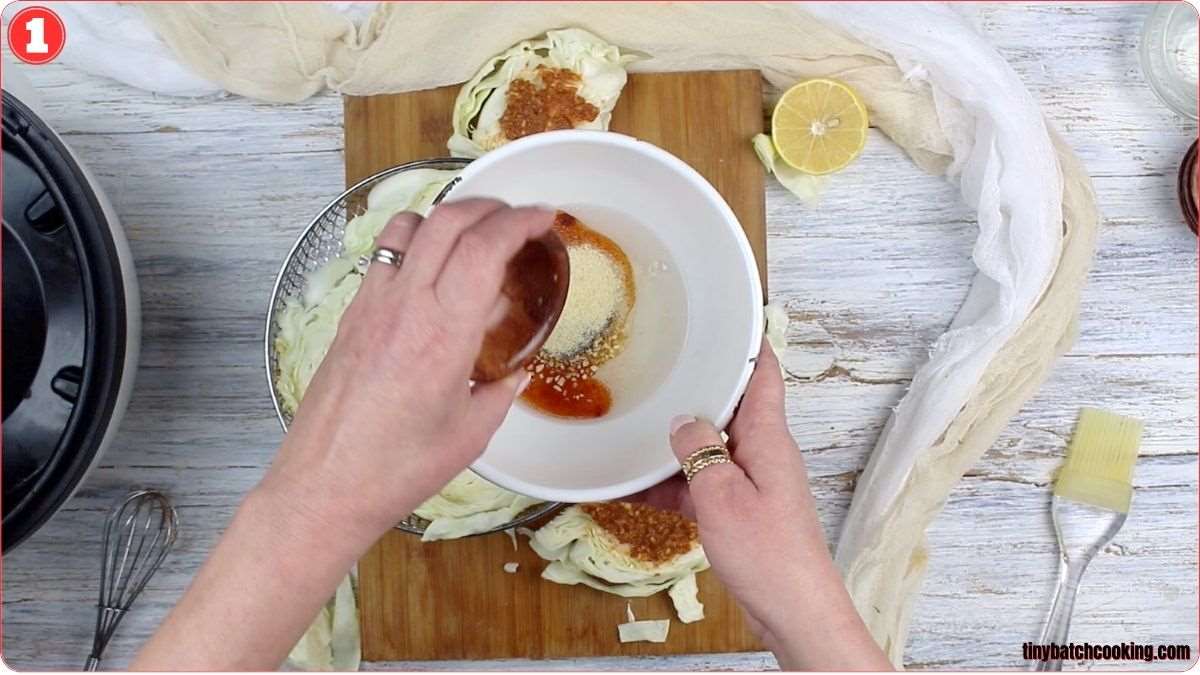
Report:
520,367,613,419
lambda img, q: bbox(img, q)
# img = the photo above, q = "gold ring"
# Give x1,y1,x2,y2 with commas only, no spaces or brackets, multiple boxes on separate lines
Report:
680,444,733,483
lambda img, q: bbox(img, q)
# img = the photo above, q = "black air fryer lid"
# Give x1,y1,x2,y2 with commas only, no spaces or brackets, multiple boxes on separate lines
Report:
3,90,128,551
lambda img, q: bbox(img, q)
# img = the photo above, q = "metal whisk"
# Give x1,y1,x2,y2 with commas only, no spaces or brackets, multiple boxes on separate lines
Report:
85,490,178,671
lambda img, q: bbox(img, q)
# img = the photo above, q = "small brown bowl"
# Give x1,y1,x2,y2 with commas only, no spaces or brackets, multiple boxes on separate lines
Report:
471,229,570,382
1178,139,1198,235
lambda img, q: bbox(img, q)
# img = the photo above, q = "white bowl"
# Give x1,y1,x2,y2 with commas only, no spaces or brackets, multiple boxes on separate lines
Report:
448,130,763,503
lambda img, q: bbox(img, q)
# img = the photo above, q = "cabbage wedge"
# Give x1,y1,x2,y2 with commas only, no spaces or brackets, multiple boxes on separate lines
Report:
448,28,636,158
530,505,709,623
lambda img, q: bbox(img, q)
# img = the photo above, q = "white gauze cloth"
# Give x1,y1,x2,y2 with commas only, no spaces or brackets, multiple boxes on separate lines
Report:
21,2,1098,666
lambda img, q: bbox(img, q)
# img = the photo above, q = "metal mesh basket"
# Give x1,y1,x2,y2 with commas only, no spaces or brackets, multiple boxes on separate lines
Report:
264,157,561,536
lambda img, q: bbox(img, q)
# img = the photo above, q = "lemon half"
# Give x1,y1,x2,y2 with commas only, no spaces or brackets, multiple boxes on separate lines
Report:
771,79,868,175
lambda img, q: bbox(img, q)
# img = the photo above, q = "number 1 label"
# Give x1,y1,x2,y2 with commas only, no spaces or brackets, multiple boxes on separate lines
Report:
8,6,65,65
25,17,48,54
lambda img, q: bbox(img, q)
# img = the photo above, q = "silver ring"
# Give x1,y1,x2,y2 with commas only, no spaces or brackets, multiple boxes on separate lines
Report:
371,247,404,268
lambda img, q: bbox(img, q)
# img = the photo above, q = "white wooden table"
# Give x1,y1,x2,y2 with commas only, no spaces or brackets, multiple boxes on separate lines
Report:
3,3,1196,670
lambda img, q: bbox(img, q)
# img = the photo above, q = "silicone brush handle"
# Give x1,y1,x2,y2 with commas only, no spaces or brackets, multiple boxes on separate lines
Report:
1035,557,1089,671
1033,496,1127,671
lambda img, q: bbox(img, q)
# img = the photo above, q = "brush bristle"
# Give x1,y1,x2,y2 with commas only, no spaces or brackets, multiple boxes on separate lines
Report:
1054,408,1143,513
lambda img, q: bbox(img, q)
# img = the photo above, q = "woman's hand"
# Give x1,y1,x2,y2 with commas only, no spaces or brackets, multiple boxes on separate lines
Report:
134,200,551,671
261,199,551,544
640,340,892,671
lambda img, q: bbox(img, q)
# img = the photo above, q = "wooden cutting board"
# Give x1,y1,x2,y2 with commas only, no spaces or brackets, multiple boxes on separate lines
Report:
346,70,766,662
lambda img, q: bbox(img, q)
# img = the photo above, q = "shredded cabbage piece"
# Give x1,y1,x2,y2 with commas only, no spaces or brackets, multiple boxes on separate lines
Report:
414,471,541,542
752,133,827,205
274,270,362,415
618,619,670,643
286,570,360,670
617,603,671,643
667,573,704,623
763,302,791,378
343,168,460,258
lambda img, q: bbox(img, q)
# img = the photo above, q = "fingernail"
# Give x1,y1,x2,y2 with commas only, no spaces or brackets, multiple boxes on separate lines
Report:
670,415,695,436
515,372,532,396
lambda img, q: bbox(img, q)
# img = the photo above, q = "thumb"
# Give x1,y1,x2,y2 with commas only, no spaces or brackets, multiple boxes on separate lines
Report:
669,415,756,520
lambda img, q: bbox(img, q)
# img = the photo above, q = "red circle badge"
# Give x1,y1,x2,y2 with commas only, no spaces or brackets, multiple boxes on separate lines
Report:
7,6,66,65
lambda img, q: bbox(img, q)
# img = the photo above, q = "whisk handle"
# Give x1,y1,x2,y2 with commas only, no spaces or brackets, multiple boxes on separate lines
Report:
84,654,101,671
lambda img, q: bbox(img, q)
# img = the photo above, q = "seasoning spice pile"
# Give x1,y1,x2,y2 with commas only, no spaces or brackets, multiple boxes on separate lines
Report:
500,66,600,141
582,502,700,565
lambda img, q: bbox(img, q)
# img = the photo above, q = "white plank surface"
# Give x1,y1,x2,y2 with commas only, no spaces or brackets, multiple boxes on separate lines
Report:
2,3,1196,671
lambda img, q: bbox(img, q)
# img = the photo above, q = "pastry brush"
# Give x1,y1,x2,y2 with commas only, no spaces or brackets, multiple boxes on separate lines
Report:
1034,408,1142,671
